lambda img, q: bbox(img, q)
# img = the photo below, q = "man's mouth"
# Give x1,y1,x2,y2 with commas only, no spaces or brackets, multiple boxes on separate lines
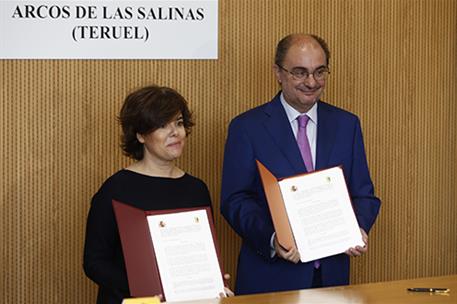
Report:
298,88,318,94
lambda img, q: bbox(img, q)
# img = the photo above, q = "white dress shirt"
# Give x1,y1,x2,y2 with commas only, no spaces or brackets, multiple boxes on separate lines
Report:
280,93,318,168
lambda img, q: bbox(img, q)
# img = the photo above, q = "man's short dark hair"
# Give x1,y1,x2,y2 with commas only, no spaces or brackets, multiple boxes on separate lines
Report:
275,34,331,66
118,85,194,160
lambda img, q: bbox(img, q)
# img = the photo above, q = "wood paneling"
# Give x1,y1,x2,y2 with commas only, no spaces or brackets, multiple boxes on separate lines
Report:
1,0,456,302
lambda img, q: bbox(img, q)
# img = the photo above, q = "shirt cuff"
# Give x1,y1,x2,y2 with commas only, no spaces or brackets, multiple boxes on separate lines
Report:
270,232,276,258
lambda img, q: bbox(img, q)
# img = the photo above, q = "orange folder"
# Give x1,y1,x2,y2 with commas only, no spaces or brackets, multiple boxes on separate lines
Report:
112,200,223,301
256,160,296,251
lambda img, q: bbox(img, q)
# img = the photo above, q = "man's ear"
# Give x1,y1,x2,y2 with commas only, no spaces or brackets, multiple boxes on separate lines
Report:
273,64,282,84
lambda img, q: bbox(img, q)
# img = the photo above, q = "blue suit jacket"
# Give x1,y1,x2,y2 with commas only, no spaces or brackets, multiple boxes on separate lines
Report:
221,93,380,295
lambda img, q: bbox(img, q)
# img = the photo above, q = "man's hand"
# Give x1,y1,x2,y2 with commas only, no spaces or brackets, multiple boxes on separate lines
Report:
345,228,368,257
274,235,300,263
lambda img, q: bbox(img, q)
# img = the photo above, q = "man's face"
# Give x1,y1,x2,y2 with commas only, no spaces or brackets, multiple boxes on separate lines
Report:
274,39,328,113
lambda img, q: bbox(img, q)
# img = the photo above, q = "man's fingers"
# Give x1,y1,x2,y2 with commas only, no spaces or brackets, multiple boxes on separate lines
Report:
360,228,368,245
346,245,368,257
282,247,300,263
275,240,300,263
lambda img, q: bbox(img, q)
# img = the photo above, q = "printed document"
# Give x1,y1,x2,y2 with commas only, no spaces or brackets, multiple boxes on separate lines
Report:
147,210,225,302
278,167,364,262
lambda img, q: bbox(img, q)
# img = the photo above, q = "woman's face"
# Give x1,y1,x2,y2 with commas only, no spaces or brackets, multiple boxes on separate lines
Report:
137,113,186,163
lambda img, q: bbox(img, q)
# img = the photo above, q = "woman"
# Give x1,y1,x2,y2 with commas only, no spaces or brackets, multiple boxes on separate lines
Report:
83,85,228,303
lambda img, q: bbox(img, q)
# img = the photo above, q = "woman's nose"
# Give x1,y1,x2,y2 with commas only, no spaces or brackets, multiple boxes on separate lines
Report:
168,123,178,136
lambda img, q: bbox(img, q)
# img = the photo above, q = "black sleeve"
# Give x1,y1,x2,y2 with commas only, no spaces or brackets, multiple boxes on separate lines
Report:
83,188,129,295
197,178,214,215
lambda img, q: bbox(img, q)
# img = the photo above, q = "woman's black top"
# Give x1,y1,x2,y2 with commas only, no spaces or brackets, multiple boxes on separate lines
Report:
83,169,212,304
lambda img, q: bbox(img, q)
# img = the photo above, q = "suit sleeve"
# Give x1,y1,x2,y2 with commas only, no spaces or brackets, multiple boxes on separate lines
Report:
220,118,275,259
348,118,381,233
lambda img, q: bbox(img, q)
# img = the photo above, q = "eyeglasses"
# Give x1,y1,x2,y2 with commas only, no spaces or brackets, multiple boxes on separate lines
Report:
277,64,330,81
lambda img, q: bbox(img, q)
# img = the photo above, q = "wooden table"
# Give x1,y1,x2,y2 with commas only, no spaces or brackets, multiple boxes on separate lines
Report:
172,275,457,304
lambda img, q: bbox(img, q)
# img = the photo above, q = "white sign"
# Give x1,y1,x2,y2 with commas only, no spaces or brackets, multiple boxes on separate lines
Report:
0,0,218,59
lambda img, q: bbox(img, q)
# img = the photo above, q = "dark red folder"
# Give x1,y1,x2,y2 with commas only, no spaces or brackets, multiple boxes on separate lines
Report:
112,200,223,300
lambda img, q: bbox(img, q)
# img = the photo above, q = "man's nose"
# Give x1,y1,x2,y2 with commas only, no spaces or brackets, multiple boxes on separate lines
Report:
303,73,317,87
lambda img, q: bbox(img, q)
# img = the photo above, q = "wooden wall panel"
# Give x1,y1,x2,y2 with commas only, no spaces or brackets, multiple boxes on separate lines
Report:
1,0,456,302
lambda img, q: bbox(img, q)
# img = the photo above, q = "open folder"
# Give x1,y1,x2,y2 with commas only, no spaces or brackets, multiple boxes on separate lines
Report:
112,200,225,302
256,160,364,262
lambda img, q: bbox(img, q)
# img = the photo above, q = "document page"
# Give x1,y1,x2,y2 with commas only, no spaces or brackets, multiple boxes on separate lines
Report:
147,210,225,302
278,167,364,262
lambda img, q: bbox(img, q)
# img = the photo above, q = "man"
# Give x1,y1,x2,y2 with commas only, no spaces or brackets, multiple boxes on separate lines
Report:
220,34,381,295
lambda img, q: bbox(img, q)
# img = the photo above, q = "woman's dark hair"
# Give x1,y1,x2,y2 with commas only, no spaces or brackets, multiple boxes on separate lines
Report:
119,85,194,160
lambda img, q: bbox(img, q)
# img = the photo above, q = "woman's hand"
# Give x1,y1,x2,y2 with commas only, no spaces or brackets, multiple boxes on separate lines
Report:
219,273,234,297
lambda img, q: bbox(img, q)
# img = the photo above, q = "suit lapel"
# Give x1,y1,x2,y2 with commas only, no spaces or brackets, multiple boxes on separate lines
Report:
315,102,337,170
262,94,307,174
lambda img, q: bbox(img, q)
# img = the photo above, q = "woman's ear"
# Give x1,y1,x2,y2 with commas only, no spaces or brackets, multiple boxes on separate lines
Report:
136,133,145,144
